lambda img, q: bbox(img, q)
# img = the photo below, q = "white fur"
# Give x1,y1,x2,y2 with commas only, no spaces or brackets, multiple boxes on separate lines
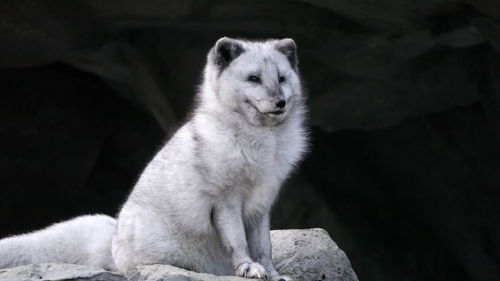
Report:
0,38,307,281
112,38,307,281
0,214,116,270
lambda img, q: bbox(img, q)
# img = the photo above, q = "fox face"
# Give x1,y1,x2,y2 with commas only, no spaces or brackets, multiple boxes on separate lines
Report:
208,37,303,126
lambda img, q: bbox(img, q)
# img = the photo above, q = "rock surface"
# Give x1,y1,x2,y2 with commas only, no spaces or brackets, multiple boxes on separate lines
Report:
0,229,358,281
134,265,247,281
0,263,125,281
271,229,358,281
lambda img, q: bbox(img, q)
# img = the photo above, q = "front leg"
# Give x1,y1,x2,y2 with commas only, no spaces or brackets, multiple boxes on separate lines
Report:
213,200,268,279
247,213,292,281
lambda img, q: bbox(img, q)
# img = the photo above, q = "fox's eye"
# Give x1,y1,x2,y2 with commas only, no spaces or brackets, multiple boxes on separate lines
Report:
278,76,286,83
248,75,261,83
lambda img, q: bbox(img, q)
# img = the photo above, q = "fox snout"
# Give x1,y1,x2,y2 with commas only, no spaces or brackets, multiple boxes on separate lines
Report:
276,99,286,109
267,88,286,110
264,98,286,115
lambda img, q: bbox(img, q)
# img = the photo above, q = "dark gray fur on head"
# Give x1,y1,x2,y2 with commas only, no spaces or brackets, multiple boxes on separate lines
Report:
275,39,298,70
213,37,245,73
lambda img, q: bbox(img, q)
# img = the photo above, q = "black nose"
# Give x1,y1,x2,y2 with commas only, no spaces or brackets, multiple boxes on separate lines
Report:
276,99,286,109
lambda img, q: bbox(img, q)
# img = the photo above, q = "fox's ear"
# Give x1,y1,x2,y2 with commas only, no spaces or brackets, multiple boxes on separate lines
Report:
213,37,245,70
275,38,298,70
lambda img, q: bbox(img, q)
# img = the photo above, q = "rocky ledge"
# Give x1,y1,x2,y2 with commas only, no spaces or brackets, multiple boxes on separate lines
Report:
0,229,358,281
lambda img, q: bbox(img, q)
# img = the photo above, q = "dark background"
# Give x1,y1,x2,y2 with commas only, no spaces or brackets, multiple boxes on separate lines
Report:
0,1,499,281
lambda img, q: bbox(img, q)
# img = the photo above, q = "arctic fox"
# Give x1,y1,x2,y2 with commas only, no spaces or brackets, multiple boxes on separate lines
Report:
0,37,307,281
111,37,307,281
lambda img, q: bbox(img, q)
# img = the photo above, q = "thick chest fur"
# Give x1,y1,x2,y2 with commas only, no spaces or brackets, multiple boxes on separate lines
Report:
226,134,279,181
203,128,289,185
192,120,298,210
215,132,288,216
188,106,306,219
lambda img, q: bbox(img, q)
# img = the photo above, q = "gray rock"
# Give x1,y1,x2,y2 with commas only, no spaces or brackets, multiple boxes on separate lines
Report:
0,263,125,281
0,229,357,281
271,229,358,281
134,264,246,281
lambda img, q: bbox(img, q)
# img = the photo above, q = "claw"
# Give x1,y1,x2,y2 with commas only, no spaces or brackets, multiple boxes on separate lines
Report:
272,275,292,281
244,265,250,277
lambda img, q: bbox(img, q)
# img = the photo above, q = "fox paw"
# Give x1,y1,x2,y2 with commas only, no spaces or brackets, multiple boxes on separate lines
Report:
236,262,268,279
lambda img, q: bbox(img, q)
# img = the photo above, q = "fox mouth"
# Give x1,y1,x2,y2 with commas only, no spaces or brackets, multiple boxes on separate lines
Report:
267,110,284,115
245,100,285,116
